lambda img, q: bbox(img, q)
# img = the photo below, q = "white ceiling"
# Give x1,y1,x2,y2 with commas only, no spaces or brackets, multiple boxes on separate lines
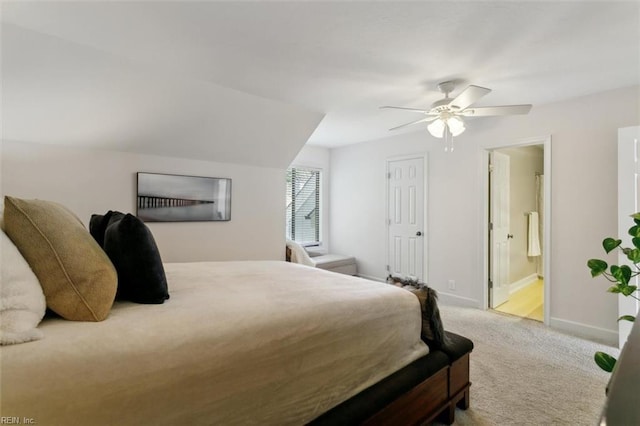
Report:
2,1,639,153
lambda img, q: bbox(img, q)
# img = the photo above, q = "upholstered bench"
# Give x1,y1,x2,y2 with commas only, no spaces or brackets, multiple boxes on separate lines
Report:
437,331,474,424
286,240,357,276
310,330,474,425
310,253,357,275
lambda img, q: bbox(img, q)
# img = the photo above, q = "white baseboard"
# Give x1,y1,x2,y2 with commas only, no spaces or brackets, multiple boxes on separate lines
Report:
549,316,618,347
509,273,539,294
438,292,481,309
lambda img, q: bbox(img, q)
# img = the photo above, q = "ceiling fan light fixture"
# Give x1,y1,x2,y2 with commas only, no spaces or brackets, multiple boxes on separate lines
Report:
427,119,446,138
427,115,465,139
447,116,465,137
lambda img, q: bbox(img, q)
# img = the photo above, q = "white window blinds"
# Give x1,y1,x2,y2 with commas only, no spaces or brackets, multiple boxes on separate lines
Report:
286,167,320,244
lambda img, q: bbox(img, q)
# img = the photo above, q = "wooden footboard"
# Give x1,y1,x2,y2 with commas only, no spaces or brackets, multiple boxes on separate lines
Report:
363,354,472,425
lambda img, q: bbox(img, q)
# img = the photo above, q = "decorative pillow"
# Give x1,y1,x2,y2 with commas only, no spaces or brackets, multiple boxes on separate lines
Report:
3,196,117,321
387,275,447,347
89,210,126,247
102,213,169,304
0,230,47,345
90,212,113,247
285,239,315,266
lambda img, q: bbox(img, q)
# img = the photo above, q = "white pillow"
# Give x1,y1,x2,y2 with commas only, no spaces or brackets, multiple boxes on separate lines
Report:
0,229,47,345
286,239,315,267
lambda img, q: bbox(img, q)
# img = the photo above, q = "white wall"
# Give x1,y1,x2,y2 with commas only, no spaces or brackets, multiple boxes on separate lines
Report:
1,141,286,262
290,145,331,250
330,86,640,344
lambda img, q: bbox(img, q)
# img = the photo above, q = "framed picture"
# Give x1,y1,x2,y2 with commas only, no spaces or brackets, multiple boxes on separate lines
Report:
137,172,232,222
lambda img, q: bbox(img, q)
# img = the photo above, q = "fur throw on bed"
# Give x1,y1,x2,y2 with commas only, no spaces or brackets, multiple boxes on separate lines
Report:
0,230,46,345
387,275,447,348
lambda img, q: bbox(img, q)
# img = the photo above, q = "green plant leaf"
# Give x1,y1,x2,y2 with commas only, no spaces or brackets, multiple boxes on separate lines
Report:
632,212,640,222
628,248,640,263
602,238,622,254
607,285,622,293
618,315,636,322
633,237,640,250
594,351,617,372
611,265,632,285
588,259,608,277
630,225,640,238
621,285,638,296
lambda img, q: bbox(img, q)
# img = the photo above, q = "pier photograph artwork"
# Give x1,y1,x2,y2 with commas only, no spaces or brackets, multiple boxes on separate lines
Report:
137,172,231,222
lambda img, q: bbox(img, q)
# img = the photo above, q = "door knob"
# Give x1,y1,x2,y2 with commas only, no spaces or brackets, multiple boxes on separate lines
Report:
507,234,514,239
416,231,422,236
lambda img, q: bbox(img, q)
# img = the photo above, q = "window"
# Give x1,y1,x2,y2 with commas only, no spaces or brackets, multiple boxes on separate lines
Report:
286,167,321,245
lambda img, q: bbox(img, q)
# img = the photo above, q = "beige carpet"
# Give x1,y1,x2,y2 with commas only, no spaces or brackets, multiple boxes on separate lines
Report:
435,306,618,425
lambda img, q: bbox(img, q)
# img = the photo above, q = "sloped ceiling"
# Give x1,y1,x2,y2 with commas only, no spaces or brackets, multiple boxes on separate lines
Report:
1,13,325,169
2,1,639,158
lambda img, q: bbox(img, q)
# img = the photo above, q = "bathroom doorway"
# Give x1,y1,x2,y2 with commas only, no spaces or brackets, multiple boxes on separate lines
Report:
488,144,546,322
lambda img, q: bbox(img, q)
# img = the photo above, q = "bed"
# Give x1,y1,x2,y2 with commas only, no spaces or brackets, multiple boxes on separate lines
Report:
0,196,472,425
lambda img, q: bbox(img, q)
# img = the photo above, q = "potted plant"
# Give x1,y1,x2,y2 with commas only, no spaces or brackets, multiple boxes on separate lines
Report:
587,212,640,372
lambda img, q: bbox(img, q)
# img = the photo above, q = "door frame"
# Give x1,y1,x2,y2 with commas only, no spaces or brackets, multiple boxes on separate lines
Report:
481,136,552,325
385,153,429,282
617,126,640,347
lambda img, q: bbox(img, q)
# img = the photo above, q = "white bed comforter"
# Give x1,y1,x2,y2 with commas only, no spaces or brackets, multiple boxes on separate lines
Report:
0,261,428,425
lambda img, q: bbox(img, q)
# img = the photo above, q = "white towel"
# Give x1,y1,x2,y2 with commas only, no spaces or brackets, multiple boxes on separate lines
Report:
527,212,542,257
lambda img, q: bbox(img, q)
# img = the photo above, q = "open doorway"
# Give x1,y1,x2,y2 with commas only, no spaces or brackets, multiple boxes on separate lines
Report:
485,139,550,323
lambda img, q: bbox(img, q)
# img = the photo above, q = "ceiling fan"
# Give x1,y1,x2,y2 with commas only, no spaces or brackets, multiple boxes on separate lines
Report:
381,81,532,151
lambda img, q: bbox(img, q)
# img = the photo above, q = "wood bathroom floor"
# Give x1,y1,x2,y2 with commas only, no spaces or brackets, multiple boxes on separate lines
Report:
494,279,543,322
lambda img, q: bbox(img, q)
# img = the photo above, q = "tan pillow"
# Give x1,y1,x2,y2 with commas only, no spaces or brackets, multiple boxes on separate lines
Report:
3,196,117,321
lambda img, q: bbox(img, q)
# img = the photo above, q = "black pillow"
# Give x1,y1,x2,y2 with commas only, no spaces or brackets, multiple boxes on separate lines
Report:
103,213,169,304
89,210,123,247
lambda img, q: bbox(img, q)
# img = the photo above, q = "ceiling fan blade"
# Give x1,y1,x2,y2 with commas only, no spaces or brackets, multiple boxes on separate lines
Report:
448,85,491,110
389,116,437,131
460,104,532,117
380,106,431,114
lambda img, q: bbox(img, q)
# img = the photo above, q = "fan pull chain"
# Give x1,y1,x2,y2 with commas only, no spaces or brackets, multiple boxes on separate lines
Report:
444,127,455,152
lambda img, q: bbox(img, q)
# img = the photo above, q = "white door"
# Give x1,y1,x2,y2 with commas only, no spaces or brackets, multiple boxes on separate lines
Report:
387,157,425,281
618,127,640,347
490,151,511,308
